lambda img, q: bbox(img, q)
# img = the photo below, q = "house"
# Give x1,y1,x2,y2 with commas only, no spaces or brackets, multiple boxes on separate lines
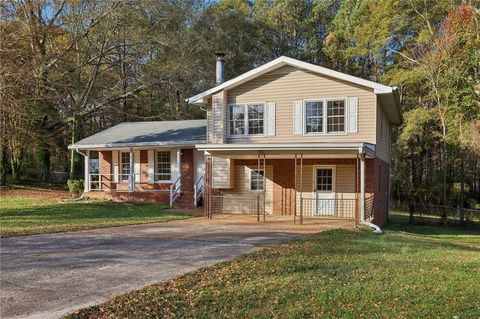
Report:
69,54,401,226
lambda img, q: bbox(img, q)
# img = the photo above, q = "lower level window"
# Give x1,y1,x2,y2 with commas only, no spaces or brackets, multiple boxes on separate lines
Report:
120,152,130,182
316,168,333,191
250,169,264,191
156,151,171,182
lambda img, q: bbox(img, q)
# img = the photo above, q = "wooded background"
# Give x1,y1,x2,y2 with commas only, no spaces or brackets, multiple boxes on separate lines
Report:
1,0,479,209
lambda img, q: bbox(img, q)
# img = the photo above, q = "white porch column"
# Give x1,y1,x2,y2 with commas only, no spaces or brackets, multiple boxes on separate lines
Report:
359,152,366,221
84,150,90,192
176,148,181,182
129,148,135,192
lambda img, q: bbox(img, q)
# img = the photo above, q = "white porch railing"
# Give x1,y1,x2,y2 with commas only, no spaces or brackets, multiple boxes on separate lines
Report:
193,175,204,207
169,175,181,207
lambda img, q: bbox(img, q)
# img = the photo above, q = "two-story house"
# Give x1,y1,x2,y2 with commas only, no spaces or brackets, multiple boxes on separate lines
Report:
69,55,401,227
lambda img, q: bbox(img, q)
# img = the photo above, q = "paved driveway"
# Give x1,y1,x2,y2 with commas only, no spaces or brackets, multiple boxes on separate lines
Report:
0,216,352,319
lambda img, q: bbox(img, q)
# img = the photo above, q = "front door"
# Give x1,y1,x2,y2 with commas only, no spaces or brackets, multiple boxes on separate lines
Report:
314,166,336,215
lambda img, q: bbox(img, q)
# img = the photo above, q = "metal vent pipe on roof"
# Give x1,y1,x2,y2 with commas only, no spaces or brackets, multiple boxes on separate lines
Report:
215,53,225,84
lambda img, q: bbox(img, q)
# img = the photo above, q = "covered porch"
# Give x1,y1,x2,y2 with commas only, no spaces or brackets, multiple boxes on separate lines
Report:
79,147,204,206
67,120,207,207
200,143,383,225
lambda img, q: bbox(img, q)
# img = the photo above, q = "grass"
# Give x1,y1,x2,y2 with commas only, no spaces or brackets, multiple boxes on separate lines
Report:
66,212,480,319
0,192,195,237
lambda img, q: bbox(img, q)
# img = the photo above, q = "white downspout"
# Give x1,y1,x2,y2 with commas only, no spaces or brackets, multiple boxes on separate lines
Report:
358,147,382,234
129,148,134,192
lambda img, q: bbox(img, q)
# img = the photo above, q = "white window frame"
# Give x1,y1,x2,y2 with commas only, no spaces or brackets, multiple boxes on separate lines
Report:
249,168,265,191
303,98,347,136
227,102,266,138
155,150,172,183
120,151,130,183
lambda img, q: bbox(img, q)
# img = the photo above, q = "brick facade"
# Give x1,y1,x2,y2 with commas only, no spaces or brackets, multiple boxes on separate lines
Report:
87,149,176,206
99,151,113,190
366,158,389,226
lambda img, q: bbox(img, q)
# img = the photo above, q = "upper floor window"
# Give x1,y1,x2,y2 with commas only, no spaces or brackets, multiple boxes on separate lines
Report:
305,101,324,133
326,100,345,133
156,151,171,182
304,99,345,134
229,103,265,137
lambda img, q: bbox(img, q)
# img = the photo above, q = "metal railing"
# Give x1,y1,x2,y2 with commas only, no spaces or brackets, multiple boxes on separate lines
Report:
169,175,181,207
392,201,480,225
193,175,204,207
208,194,265,221
298,197,357,220
88,173,173,193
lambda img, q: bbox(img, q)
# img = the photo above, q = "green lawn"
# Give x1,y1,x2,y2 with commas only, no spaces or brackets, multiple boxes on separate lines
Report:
66,212,480,319
0,193,195,237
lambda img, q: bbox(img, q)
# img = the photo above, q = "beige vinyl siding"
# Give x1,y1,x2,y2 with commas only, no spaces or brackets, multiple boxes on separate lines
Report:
375,103,391,163
222,164,273,214
226,66,376,143
212,91,227,143
212,157,233,188
295,164,356,199
206,101,213,143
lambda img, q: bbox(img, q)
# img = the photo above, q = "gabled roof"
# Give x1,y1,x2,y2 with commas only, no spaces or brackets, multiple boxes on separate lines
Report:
188,56,396,104
187,56,401,125
68,119,206,150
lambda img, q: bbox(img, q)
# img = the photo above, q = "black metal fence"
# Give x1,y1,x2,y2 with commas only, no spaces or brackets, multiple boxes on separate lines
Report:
392,202,480,227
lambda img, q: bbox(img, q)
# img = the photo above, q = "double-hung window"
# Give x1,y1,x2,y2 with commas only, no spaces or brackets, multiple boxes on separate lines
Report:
304,99,345,134
120,152,130,182
326,100,345,133
305,101,324,133
155,151,171,182
250,169,264,191
229,103,265,137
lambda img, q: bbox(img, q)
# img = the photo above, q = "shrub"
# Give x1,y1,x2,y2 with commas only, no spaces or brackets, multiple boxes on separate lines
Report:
67,179,84,197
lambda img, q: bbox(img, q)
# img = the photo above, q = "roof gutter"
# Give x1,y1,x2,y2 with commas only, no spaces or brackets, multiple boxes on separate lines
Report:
68,141,206,150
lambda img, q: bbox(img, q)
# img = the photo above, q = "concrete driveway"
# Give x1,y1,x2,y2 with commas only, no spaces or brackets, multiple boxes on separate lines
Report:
0,216,352,319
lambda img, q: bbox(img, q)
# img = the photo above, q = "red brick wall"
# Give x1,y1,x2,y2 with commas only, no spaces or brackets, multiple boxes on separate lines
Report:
86,190,170,204
366,158,389,226
89,149,172,204
99,151,113,190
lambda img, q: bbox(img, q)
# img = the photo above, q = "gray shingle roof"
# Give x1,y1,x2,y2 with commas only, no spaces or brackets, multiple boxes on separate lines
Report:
69,119,206,149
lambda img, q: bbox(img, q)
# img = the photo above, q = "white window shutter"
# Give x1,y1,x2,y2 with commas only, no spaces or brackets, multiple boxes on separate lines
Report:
347,97,358,133
134,150,141,182
293,101,303,135
147,150,154,184
266,102,276,136
112,150,119,182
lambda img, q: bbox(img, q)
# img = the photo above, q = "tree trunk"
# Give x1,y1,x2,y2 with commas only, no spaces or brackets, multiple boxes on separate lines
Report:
70,116,76,179
459,154,465,225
